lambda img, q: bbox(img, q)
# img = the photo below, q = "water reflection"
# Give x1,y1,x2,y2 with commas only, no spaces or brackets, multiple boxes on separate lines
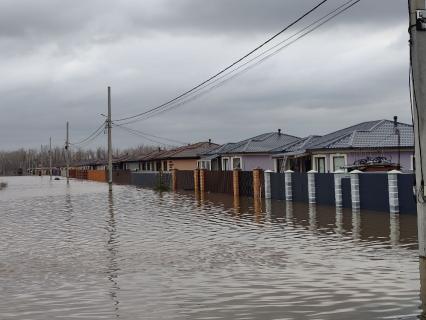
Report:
309,203,317,232
335,206,344,236
390,214,401,247
352,209,361,241
107,190,120,318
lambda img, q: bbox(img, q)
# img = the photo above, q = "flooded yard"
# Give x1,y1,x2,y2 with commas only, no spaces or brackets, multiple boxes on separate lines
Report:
0,176,423,319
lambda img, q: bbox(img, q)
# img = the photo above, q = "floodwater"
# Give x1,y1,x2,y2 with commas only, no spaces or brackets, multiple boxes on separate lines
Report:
0,176,423,320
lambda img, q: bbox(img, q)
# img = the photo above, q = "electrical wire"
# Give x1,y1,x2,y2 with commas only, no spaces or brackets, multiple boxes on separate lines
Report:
117,0,362,125
113,0,330,123
71,127,105,149
70,121,106,146
113,122,188,145
114,124,177,147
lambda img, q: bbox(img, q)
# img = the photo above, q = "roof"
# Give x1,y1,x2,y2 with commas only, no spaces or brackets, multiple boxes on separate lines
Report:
276,120,414,156
218,132,301,155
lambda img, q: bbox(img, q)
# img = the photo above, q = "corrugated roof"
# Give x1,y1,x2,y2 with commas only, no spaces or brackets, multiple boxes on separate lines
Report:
220,132,301,154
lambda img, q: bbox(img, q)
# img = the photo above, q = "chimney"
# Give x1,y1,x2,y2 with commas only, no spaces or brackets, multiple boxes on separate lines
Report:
278,129,282,135
158,147,161,152
393,116,398,127
208,139,211,145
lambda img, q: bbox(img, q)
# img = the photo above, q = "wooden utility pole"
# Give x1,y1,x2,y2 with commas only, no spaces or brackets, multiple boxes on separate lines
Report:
66,122,70,184
107,86,113,191
409,0,426,257
49,137,52,180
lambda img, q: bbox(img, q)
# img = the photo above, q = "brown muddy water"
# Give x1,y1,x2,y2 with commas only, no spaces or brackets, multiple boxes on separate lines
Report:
0,176,423,319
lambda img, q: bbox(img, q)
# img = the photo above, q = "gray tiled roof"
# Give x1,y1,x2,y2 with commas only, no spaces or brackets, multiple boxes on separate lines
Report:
220,132,301,154
277,120,413,156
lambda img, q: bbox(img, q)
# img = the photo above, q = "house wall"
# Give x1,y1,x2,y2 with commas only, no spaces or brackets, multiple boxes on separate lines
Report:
169,159,197,171
241,155,274,171
126,162,140,171
347,150,414,172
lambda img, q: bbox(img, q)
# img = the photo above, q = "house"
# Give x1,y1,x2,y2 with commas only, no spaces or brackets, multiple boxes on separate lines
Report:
202,130,301,171
273,119,414,173
124,141,220,172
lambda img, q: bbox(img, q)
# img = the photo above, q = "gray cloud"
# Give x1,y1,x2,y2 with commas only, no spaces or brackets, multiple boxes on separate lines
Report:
0,0,413,150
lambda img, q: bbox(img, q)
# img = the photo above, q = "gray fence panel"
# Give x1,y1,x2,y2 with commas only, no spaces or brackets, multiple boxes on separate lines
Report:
341,177,352,208
270,173,286,200
112,170,131,185
176,170,195,191
239,171,253,197
398,174,416,214
292,172,308,203
131,172,171,189
359,174,389,212
204,171,233,194
315,173,335,205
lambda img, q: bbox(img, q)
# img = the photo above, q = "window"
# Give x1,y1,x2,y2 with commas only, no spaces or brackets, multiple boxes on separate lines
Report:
314,156,326,173
276,158,285,173
332,155,346,172
222,158,230,171
197,160,211,170
232,157,242,170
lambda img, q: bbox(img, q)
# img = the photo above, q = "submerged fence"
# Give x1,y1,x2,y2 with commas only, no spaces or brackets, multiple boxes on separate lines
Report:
69,167,417,214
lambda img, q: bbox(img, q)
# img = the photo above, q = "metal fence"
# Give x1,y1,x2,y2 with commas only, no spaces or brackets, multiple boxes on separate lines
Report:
270,173,286,200
112,170,131,185
176,170,195,191
359,173,389,212
315,173,335,206
204,171,233,194
292,173,308,203
398,174,416,213
131,172,171,190
239,171,254,197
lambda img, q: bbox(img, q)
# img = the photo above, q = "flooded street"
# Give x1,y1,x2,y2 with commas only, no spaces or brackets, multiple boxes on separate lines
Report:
0,176,423,319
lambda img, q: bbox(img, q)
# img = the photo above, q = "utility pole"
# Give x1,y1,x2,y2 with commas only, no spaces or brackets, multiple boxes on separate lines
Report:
49,137,52,180
409,0,426,257
66,121,70,184
107,86,113,191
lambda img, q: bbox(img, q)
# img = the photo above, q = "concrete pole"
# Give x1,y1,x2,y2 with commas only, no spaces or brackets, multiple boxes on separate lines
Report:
264,170,273,199
49,137,52,180
66,122,70,184
409,0,426,257
388,170,401,214
307,170,317,204
107,86,113,192
285,170,294,201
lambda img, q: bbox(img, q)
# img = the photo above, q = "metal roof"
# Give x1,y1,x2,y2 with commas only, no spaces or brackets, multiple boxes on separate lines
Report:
219,132,301,154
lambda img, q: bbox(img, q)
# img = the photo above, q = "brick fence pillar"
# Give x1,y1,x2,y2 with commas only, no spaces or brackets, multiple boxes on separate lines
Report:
350,170,362,211
172,169,178,192
285,170,294,201
388,170,401,214
264,170,273,199
253,168,263,199
194,169,200,193
307,170,317,204
233,169,240,198
200,169,206,193
334,170,345,207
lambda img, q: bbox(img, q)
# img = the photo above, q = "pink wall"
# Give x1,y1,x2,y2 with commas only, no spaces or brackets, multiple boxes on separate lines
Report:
241,155,274,171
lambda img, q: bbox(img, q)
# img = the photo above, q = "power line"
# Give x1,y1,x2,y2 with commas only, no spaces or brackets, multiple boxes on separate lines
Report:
113,0,330,123
70,122,106,146
114,124,177,147
113,123,189,145
117,0,362,125
71,126,105,148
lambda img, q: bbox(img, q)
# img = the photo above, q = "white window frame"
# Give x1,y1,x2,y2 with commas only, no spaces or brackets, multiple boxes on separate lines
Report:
197,160,211,170
411,155,415,171
222,157,231,171
330,154,347,173
231,156,243,170
312,154,328,173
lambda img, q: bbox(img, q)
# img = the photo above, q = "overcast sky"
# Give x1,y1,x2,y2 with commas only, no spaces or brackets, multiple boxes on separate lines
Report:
0,0,411,150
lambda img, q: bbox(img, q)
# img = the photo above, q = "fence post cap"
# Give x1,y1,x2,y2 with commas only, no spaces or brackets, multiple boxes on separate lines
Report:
264,170,274,173
350,170,363,174
334,169,345,174
388,169,402,174
308,170,318,173
285,170,294,173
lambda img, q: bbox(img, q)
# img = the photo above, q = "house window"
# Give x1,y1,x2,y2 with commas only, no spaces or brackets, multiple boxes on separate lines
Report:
222,158,230,171
232,157,242,170
331,155,347,172
276,158,285,173
314,156,326,173
197,160,211,170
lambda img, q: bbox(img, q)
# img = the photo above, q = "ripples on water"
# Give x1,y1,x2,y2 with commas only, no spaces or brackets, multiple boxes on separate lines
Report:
0,176,423,319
